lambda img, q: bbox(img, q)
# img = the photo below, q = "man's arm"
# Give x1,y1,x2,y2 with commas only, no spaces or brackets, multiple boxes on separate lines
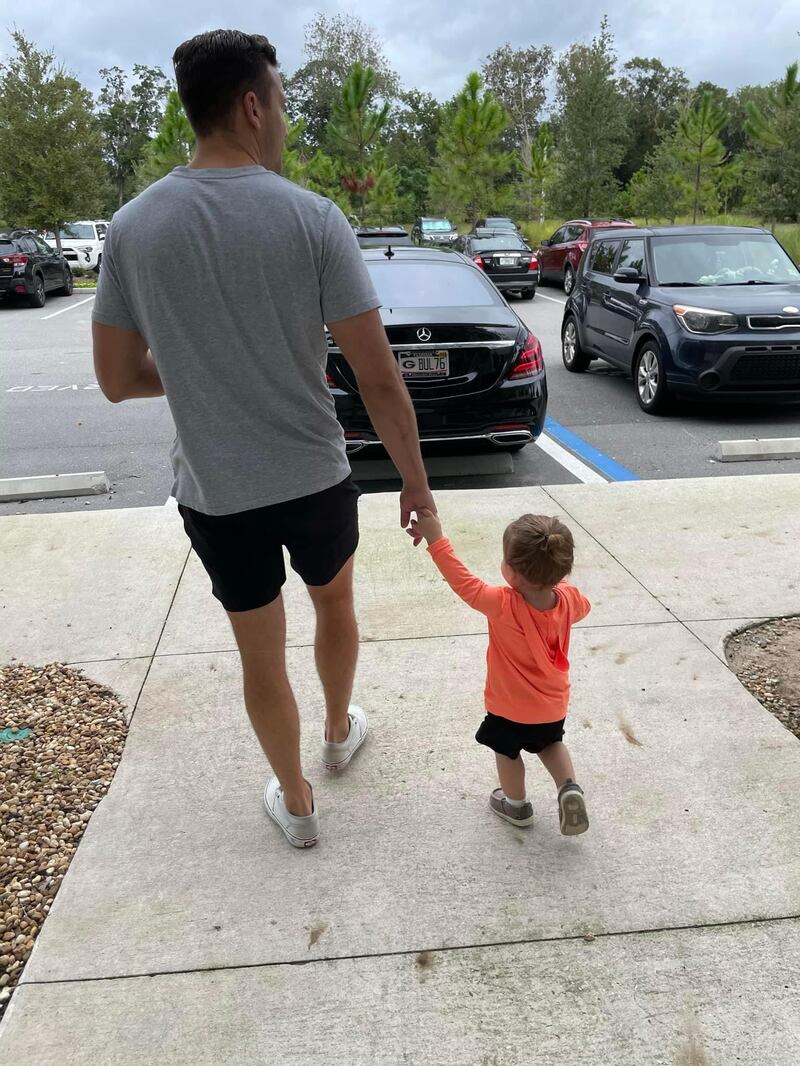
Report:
92,322,164,402
327,308,435,527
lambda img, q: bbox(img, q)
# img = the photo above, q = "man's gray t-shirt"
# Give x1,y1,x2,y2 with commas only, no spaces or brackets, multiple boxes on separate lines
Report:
93,166,380,515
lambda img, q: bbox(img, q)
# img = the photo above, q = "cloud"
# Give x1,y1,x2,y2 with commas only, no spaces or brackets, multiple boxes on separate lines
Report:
3,0,798,99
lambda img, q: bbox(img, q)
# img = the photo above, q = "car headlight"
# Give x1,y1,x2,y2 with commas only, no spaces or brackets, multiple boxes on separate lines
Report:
673,305,738,334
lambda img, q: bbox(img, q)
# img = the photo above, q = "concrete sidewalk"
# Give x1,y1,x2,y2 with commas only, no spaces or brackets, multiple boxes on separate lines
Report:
1,475,799,1064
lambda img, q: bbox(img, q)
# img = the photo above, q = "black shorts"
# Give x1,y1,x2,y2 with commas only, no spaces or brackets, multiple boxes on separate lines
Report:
178,476,360,613
476,712,565,760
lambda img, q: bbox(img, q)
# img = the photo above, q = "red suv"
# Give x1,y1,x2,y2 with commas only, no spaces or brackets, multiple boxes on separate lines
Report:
538,219,634,294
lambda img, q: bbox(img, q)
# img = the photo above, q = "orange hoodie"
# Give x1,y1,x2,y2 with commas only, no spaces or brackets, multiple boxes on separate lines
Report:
428,537,591,724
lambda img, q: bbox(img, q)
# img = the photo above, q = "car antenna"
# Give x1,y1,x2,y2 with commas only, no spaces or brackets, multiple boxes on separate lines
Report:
384,245,395,259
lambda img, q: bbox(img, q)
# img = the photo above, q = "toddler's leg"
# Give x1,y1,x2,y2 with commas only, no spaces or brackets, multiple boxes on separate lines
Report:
495,752,526,801
538,742,589,836
536,741,575,788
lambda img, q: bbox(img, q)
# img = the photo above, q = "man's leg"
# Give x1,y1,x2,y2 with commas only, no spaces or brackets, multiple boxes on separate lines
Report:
306,556,358,744
227,594,312,817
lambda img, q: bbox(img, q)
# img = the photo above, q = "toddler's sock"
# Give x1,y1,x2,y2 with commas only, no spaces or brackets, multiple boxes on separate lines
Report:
504,794,528,809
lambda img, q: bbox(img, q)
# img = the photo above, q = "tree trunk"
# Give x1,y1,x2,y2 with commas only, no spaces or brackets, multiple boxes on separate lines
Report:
53,226,63,255
693,158,701,225
118,176,125,209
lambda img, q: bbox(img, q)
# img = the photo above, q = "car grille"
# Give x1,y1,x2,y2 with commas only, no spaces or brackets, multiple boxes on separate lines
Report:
747,314,800,330
730,347,800,383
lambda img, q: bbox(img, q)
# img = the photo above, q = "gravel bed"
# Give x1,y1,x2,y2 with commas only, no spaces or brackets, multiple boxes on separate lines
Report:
725,617,800,740
0,663,128,1016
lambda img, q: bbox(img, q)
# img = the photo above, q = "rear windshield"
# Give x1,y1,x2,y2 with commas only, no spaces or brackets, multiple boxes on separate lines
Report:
0,241,16,254
58,224,95,240
472,235,527,251
422,220,453,231
485,219,515,228
651,233,800,286
367,261,499,307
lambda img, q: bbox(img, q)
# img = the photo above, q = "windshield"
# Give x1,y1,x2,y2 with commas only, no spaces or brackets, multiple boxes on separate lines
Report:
58,224,95,240
422,220,453,231
652,233,800,286
472,235,527,251
485,218,515,229
367,261,499,307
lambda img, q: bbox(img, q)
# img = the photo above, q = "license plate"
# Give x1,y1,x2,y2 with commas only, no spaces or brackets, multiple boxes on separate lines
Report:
398,350,449,377
498,257,517,267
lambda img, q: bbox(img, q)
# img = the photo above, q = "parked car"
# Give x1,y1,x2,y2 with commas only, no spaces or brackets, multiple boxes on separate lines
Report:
0,230,73,308
539,218,634,294
326,247,547,452
561,225,800,414
475,217,521,234
355,226,414,249
455,232,539,299
411,217,459,246
44,220,108,273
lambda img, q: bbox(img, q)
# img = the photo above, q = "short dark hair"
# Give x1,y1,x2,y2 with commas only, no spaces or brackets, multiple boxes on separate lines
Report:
503,514,575,587
173,30,278,137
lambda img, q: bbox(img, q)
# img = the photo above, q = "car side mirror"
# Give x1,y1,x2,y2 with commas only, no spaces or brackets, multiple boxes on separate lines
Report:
614,266,646,283
540,239,551,248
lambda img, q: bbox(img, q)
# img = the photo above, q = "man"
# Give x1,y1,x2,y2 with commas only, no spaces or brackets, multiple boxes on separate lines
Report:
92,29,435,849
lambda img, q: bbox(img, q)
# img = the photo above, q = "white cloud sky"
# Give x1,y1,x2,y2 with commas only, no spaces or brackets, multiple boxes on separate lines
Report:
3,0,798,101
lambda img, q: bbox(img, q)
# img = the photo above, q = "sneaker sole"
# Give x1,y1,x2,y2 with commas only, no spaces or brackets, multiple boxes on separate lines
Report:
559,792,589,836
322,721,369,772
263,796,319,849
489,801,535,827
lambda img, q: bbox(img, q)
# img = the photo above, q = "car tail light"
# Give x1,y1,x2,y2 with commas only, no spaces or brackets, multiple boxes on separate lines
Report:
472,255,485,270
528,257,539,271
325,371,336,387
509,334,544,379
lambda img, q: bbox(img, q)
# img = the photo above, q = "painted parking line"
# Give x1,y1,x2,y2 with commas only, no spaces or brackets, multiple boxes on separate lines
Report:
42,295,95,321
535,292,567,306
545,417,639,482
536,433,607,484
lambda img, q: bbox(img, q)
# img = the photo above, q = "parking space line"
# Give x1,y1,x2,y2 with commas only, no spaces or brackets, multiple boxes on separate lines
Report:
545,417,639,481
536,432,607,484
42,295,95,321
535,292,567,306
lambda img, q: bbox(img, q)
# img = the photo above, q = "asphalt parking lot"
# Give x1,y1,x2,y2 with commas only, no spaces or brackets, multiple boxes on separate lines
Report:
1,287,799,515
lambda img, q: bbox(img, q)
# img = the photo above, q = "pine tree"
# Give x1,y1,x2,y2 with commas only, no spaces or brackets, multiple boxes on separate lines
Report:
328,63,391,221
135,90,195,193
675,91,728,223
745,63,800,225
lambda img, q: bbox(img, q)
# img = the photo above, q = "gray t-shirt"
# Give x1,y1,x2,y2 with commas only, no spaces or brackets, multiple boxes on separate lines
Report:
93,166,380,515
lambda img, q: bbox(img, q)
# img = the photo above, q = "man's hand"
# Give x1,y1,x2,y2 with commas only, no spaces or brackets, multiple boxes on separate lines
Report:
401,484,437,546
410,508,444,547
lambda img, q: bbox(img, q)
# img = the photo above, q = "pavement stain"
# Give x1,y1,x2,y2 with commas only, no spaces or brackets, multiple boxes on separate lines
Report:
415,950,436,981
307,922,328,949
617,715,643,747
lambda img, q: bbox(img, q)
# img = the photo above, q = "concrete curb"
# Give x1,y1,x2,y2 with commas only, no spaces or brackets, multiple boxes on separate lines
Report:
716,438,800,462
0,472,109,502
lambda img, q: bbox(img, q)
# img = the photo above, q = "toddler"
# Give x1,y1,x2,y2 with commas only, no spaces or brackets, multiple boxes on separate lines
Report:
411,509,591,834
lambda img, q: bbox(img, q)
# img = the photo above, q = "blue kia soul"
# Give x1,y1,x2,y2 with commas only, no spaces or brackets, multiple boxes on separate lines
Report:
561,225,800,413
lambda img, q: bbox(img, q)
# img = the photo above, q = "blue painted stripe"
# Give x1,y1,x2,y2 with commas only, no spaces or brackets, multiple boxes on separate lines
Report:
545,417,640,482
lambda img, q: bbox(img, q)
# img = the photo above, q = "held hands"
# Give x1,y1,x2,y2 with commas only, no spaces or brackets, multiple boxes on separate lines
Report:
409,508,443,547
400,483,437,547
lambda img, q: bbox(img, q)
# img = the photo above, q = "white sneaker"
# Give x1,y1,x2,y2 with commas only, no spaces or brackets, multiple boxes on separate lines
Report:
321,705,369,771
263,778,319,849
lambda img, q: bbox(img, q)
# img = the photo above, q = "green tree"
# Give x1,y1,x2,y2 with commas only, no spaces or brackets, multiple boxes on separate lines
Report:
135,89,194,193
745,63,800,224
285,13,398,150
519,123,555,222
385,90,442,217
0,32,106,249
675,90,728,223
481,44,554,160
98,64,169,209
553,17,628,217
618,57,689,184
329,63,391,221
430,72,511,224
620,134,683,223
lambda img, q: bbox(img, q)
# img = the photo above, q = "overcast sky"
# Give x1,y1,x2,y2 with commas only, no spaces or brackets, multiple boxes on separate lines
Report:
4,1,799,101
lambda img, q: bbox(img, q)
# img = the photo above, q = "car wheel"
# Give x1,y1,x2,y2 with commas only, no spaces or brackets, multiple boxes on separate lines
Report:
521,288,535,301
563,264,575,295
94,254,102,274
57,270,74,297
634,343,672,414
561,317,592,373
29,275,46,309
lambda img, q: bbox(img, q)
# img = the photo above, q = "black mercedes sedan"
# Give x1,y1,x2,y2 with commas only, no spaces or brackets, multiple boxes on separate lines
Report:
455,232,539,299
326,248,547,453
562,225,800,413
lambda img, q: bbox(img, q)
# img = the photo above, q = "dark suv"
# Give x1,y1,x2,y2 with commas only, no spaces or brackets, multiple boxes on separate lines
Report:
538,218,633,294
0,230,73,308
561,225,800,413
411,217,458,246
